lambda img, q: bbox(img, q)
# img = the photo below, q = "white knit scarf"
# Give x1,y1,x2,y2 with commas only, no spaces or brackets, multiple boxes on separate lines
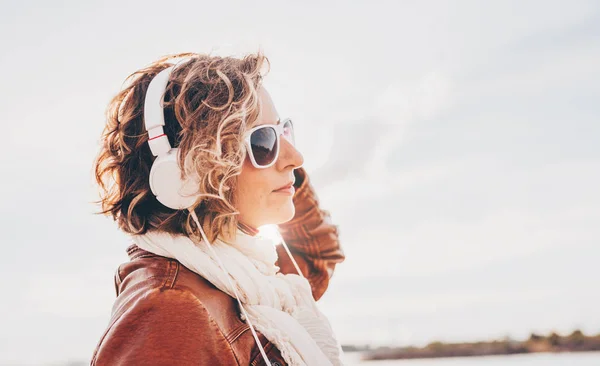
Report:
130,229,344,366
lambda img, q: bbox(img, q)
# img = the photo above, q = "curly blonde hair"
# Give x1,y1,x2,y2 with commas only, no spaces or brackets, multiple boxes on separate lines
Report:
94,51,270,243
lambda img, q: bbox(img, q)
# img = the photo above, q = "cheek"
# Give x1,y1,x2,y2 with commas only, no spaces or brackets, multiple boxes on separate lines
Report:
236,160,270,212
236,159,293,225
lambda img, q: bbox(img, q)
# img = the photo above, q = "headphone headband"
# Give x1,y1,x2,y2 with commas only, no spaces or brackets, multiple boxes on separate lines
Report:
143,65,176,157
143,58,192,156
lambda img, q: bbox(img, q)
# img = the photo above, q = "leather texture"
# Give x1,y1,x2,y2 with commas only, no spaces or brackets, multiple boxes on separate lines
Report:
90,167,345,365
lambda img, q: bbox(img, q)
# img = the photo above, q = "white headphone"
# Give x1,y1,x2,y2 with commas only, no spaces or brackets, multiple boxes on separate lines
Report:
143,63,201,210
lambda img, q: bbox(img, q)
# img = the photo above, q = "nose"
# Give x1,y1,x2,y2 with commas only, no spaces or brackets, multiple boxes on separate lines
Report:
276,135,304,171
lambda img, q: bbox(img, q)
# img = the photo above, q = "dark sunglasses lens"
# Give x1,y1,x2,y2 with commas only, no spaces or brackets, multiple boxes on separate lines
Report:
250,126,278,166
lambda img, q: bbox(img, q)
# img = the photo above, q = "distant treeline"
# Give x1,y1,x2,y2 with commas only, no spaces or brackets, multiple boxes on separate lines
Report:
342,329,600,361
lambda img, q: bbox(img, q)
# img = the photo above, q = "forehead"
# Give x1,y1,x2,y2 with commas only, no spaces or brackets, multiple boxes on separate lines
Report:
254,86,279,126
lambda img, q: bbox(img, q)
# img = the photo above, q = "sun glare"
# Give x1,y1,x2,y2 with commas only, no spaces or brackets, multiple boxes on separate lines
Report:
258,224,281,244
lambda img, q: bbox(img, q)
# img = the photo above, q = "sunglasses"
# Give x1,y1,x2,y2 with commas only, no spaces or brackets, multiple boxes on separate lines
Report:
244,118,295,168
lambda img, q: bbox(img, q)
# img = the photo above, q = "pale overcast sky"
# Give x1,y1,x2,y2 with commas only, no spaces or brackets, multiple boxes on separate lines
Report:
1,0,599,364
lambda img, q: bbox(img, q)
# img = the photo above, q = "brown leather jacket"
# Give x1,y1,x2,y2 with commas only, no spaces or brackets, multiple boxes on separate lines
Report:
90,168,345,366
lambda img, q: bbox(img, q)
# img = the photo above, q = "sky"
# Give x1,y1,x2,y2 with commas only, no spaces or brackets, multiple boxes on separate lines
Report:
1,0,599,364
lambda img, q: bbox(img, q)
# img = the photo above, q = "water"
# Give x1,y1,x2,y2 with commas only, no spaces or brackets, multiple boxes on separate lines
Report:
343,351,600,365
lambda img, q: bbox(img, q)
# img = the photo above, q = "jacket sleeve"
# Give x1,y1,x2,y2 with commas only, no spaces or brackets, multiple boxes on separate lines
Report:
276,167,345,301
91,288,236,366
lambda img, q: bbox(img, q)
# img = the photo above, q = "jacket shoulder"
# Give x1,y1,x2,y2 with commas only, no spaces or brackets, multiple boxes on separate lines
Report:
92,255,240,365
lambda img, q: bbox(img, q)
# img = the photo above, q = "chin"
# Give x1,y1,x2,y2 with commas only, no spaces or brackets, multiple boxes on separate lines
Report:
272,201,296,225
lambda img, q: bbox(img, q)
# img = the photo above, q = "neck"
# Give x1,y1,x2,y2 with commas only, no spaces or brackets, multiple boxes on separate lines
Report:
237,220,260,236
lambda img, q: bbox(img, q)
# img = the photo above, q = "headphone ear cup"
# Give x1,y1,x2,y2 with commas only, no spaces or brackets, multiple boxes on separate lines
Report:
149,148,200,210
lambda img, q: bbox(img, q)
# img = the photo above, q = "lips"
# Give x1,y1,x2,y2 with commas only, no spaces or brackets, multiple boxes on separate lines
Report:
274,181,295,192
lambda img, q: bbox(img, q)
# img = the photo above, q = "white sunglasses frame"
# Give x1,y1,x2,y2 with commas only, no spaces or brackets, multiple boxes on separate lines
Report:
243,118,294,169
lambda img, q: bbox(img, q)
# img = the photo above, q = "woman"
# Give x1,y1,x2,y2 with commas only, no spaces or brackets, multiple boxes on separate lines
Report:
90,51,345,366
